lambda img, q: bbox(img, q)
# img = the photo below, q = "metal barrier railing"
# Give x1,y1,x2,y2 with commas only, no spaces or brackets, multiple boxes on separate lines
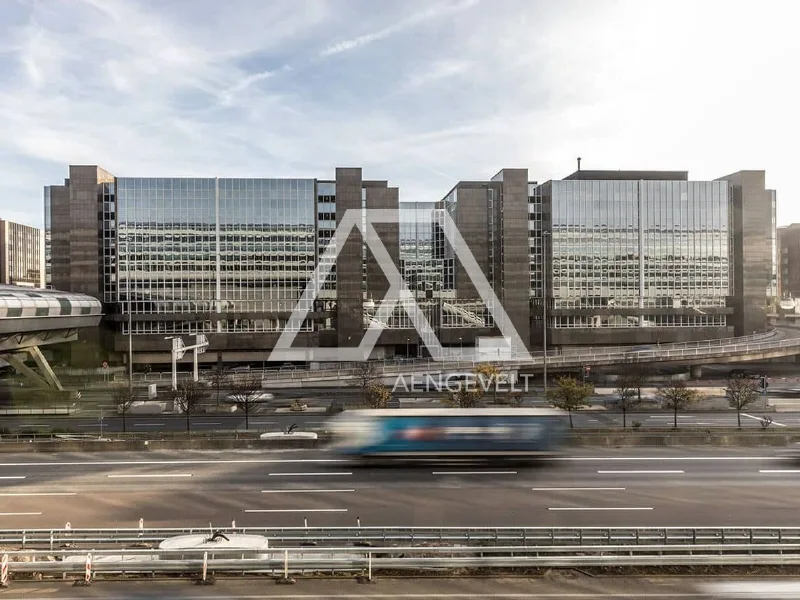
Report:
3,525,800,550
4,542,800,581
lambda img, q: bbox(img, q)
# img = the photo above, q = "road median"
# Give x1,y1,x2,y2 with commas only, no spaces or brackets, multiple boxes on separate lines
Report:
1,427,799,452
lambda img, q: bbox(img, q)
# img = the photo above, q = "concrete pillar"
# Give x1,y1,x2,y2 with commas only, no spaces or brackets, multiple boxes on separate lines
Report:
690,365,702,379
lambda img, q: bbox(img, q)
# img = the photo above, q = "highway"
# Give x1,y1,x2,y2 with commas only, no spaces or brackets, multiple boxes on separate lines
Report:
0,447,798,530
2,409,800,433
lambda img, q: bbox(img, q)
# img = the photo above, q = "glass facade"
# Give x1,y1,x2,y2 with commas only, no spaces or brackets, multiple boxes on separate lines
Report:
769,190,778,302
548,180,730,328
528,182,544,299
101,182,116,302
399,202,442,295
116,177,315,334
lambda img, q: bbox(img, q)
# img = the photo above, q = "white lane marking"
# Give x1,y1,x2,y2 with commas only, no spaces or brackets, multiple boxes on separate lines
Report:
244,508,348,513
759,470,800,474
0,458,348,467
0,476,26,480
548,507,653,511
0,492,76,497
249,421,276,425
268,472,353,477
0,512,42,516
261,489,355,494
107,473,193,479
648,415,694,419
133,423,165,427
742,413,787,427
597,470,685,474
532,487,626,492
556,456,768,461
432,471,517,475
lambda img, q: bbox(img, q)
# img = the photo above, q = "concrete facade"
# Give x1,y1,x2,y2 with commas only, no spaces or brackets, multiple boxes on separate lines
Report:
0,219,45,287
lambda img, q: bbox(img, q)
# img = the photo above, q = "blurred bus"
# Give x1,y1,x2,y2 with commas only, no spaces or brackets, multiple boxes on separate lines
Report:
327,408,568,465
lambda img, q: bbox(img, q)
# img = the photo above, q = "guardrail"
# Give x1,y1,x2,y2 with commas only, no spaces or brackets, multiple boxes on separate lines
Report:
4,526,800,550
4,543,800,581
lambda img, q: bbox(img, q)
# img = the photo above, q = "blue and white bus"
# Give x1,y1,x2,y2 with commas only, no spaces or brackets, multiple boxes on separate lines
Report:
328,408,568,464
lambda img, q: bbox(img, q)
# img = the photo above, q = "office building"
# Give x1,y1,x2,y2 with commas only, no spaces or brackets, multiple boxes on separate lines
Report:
779,224,800,302
45,164,777,365
45,166,403,365
0,219,45,288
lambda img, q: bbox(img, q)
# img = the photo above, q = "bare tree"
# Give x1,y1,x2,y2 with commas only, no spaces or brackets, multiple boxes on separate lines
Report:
474,363,501,404
441,386,481,408
726,374,761,428
627,367,647,404
353,362,381,406
112,382,136,434
546,376,593,429
364,384,392,409
171,380,208,433
615,374,643,429
658,381,700,429
228,374,264,430
208,364,230,408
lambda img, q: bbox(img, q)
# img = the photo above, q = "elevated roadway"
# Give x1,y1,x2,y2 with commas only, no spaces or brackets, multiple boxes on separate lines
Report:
246,327,800,388
0,285,102,390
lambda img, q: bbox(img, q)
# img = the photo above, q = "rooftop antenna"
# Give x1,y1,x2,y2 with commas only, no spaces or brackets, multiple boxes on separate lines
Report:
577,157,582,172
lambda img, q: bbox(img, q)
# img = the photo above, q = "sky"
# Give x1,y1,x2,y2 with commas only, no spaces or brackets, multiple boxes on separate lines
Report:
0,0,798,228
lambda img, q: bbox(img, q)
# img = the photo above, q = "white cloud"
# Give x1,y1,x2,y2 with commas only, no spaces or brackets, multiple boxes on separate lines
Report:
403,59,472,90
320,0,479,57
0,0,798,232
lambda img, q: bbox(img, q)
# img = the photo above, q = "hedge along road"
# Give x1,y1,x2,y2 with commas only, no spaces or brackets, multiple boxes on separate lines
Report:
0,447,796,529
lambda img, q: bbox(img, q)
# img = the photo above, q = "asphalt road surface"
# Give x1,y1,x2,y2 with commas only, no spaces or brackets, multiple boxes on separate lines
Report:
0,447,798,530
2,410,799,433
4,577,800,599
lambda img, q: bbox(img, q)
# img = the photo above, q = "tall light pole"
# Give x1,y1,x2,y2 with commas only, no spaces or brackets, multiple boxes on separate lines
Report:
127,249,133,398
542,231,550,397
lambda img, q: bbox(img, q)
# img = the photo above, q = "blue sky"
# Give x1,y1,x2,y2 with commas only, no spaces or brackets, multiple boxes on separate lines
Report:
0,0,798,228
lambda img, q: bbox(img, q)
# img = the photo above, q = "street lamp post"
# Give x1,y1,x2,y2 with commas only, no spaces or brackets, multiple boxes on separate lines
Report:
542,231,550,397
127,255,133,399
405,337,410,358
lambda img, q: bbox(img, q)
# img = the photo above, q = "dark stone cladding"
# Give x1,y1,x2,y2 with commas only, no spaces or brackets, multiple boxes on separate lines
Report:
717,170,773,336
334,167,365,348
